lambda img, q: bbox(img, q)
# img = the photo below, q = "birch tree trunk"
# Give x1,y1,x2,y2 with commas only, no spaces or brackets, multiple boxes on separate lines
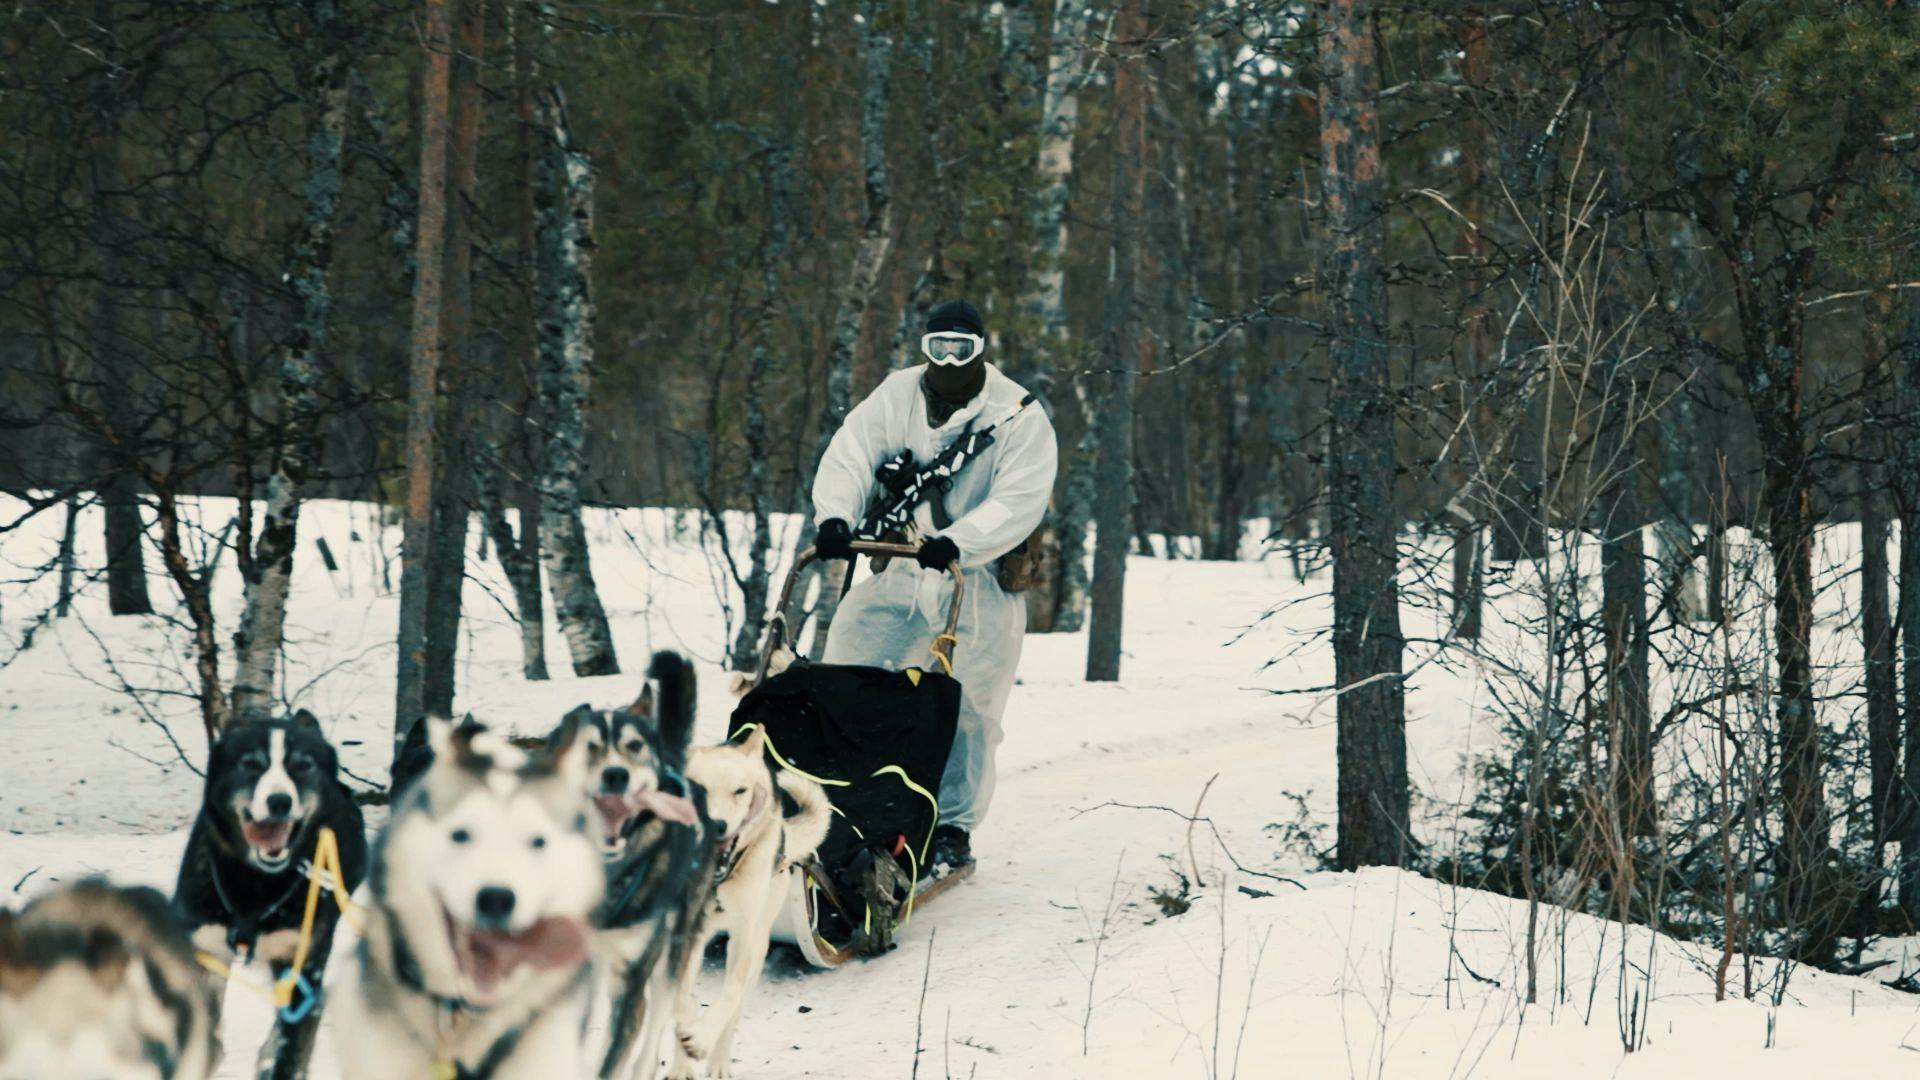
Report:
730,132,797,672
231,0,353,719
1655,219,1708,622
1448,13,1491,639
1320,0,1408,869
729,343,776,671
422,0,485,716
395,0,454,753
474,449,548,680
1653,396,1705,620
471,0,551,683
534,84,619,677
1032,0,1093,630
1023,0,1085,347
791,0,893,656
1083,0,1143,684
56,494,78,617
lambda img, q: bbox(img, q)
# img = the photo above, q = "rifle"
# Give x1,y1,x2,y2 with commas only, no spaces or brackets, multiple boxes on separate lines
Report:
855,393,1038,545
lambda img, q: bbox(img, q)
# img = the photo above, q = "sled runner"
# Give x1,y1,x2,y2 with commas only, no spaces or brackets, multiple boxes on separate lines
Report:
736,540,971,968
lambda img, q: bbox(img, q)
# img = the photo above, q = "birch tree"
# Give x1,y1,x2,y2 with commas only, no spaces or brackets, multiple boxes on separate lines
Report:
231,0,354,719
726,138,796,672
1030,0,1093,632
1447,13,1491,639
470,0,548,682
534,83,619,677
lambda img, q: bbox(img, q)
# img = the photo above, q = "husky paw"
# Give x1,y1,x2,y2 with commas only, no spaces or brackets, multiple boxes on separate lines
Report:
677,1027,709,1061
192,924,235,961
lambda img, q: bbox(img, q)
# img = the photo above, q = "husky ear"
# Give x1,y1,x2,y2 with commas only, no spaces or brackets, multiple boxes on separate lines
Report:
425,715,458,762
736,725,766,759
553,704,595,747
630,681,655,716
290,708,322,730
546,713,590,784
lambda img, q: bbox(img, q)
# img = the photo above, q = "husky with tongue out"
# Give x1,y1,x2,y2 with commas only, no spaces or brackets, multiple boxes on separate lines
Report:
332,714,603,1080
568,651,719,1080
174,708,368,1080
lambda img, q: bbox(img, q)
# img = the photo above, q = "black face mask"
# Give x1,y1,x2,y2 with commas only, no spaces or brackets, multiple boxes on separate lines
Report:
924,356,985,409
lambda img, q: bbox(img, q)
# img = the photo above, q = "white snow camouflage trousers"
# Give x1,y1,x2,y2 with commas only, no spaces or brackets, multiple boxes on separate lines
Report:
822,558,1024,832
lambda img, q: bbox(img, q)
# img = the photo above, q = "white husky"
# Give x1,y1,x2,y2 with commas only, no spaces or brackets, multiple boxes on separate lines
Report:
668,727,830,1080
331,715,604,1080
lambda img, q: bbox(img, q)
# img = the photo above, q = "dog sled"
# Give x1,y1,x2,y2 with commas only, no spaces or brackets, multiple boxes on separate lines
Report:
734,540,971,969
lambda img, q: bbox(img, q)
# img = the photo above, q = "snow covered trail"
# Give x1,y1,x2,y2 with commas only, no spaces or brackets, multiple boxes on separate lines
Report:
4,498,1917,1077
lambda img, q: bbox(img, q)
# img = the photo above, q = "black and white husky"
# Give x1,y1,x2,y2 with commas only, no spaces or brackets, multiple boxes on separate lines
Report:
0,879,223,1080
174,709,367,1080
569,652,717,1080
331,715,604,1080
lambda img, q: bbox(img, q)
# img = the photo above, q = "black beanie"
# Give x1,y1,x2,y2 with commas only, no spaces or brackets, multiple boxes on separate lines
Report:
926,298,984,337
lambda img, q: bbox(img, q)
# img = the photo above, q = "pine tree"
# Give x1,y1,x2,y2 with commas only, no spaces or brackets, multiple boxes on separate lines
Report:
1084,0,1145,684
1319,0,1408,869
395,0,454,754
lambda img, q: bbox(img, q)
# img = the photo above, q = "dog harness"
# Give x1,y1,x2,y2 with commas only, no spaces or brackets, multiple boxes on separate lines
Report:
386,912,584,1080
206,855,309,954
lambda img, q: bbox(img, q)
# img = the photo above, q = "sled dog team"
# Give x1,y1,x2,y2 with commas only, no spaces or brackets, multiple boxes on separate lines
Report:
0,650,831,1080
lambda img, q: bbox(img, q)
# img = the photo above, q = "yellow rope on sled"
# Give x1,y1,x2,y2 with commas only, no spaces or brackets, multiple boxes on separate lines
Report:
194,826,361,1009
869,764,942,930
927,633,957,678
729,722,851,788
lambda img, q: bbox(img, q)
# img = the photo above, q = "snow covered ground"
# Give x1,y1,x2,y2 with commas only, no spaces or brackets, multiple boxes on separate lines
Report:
4,495,1917,1078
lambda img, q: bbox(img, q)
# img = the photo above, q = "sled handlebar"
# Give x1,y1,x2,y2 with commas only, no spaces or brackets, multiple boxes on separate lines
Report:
754,541,965,689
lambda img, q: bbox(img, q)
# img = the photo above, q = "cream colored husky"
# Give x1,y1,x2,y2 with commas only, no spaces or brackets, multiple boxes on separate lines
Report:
668,727,829,1079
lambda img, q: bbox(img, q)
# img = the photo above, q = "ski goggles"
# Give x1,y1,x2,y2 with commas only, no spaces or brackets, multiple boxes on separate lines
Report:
921,331,984,366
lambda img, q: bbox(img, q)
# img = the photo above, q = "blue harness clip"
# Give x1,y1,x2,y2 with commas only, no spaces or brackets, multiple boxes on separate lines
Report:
277,971,318,1024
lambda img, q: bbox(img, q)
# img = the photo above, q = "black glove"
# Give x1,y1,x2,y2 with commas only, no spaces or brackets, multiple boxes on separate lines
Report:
816,518,854,560
916,535,960,571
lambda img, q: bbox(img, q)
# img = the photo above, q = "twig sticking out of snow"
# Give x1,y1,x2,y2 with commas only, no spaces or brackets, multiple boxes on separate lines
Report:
912,927,936,1080
1083,851,1126,1057
1071,793,1305,891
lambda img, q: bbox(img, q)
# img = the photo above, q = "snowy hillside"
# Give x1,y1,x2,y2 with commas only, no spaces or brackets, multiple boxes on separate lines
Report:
4,496,1917,1078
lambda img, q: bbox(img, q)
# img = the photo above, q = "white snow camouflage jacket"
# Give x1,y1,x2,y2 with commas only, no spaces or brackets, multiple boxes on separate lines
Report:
812,362,1058,569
